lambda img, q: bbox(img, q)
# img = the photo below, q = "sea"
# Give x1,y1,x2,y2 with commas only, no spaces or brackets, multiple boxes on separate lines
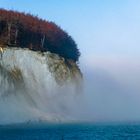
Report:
0,123,140,140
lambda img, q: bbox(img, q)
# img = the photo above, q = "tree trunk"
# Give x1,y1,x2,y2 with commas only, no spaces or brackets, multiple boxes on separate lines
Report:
41,35,45,48
7,23,11,45
15,28,18,45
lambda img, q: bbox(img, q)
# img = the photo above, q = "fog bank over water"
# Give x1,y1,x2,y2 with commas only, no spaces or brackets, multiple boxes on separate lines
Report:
0,0,140,123
80,56,140,122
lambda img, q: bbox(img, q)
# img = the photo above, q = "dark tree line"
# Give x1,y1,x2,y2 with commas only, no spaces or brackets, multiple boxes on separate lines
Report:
0,9,80,61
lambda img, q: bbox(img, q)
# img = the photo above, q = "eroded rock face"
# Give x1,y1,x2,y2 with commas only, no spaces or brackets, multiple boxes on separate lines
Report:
47,51,82,85
0,47,82,87
0,47,82,124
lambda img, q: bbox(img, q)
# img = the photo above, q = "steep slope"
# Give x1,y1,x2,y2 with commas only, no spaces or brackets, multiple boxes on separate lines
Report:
0,47,82,124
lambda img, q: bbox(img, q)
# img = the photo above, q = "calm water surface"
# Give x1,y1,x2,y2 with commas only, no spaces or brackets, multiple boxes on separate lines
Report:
0,123,140,140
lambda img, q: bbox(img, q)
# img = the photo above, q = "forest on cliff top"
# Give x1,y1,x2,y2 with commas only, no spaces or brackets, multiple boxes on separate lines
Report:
0,9,80,61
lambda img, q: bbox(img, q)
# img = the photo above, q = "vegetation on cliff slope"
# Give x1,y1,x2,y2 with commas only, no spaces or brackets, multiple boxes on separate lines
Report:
0,9,80,61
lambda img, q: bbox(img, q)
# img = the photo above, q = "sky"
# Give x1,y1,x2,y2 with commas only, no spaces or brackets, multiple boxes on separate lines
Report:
0,0,140,122
1,0,140,58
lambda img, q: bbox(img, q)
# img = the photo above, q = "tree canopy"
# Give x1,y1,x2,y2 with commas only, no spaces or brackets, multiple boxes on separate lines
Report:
0,9,80,61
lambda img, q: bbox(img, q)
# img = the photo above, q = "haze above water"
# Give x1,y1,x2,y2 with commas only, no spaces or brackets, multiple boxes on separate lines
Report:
0,0,140,122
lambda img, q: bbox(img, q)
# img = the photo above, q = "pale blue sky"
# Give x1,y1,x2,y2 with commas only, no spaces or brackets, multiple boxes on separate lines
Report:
1,0,140,60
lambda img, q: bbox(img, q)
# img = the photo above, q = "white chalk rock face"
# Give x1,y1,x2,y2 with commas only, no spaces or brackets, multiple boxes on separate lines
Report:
0,47,82,124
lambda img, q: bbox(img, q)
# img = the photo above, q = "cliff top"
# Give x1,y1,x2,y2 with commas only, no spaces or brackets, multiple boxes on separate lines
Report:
0,9,80,61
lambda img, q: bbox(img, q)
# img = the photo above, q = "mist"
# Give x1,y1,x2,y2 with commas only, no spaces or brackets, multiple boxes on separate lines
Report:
2,48,140,124
77,56,140,122
0,0,140,124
